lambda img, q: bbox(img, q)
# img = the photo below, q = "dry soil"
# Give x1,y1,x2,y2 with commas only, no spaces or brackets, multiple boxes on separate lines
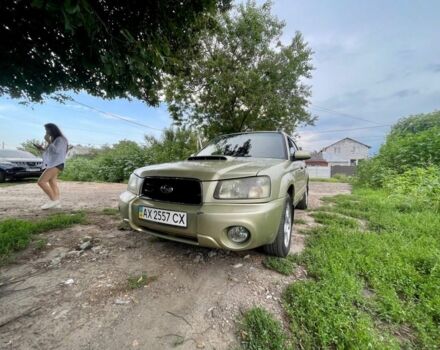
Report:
0,181,350,350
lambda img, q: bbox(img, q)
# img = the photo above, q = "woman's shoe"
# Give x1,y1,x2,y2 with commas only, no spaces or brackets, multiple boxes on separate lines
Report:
41,200,60,210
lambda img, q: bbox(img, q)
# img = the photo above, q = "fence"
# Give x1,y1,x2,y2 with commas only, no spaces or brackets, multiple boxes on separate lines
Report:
331,165,357,177
307,165,357,179
307,166,331,179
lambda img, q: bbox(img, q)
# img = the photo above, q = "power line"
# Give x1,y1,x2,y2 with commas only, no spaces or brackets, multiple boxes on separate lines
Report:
310,104,383,125
301,124,391,134
71,99,164,132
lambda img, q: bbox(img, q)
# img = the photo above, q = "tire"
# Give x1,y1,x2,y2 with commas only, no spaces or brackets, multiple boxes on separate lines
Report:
0,171,5,183
296,185,308,210
264,194,293,257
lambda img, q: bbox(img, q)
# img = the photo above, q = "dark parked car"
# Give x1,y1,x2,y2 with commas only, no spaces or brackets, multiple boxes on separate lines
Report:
0,150,43,182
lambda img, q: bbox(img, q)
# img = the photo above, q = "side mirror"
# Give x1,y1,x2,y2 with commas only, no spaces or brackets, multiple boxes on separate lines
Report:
292,150,311,161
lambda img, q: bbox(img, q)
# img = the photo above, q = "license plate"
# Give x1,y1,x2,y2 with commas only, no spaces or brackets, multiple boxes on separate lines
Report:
27,168,40,172
138,206,187,228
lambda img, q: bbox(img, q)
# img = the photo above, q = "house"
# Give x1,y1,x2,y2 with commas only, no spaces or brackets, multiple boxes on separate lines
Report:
305,151,329,167
320,138,370,166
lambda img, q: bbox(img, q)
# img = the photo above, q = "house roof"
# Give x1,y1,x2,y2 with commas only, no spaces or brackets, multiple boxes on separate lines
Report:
321,137,371,152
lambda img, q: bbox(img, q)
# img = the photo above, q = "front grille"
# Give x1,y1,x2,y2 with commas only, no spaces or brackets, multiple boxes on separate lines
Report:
141,177,202,205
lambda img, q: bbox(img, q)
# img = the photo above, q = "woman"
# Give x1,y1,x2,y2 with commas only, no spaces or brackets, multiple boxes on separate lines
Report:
35,123,68,210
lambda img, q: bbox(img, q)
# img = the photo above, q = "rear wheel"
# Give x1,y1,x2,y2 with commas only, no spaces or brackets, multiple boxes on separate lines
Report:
0,171,5,183
296,185,309,210
264,194,293,257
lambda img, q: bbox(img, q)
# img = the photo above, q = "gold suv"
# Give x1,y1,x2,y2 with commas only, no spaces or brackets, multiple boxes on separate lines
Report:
119,131,310,257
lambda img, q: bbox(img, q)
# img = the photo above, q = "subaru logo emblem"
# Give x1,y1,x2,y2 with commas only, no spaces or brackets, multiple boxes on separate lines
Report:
160,184,174,194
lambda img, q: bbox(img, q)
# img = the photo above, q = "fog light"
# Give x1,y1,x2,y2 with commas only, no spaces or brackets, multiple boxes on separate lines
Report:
227,226,250,243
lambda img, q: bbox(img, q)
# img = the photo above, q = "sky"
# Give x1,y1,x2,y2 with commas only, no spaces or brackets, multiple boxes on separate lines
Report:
1,0,439,154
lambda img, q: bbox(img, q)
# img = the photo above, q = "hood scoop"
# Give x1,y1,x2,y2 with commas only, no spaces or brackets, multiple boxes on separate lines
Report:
187,155,228,161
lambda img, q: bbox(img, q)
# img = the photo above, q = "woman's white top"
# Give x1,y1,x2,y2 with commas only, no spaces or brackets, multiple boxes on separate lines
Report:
42,136,68,169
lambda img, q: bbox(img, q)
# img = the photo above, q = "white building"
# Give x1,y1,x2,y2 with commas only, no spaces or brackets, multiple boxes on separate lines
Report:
320,138,370,166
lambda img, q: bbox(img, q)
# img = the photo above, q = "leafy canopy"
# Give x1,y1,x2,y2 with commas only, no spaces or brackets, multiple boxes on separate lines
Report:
165,1,315,139
0,0,230,103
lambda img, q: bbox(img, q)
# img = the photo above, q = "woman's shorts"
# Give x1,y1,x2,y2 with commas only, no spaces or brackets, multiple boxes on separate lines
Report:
55,163,65,171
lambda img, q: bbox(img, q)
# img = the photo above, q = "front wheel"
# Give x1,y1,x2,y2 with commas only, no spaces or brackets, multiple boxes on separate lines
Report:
0,171,6,183
296,186,308,210
263,194,293,257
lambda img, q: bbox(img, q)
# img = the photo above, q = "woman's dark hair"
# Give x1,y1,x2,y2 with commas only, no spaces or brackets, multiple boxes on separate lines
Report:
44,123,66,142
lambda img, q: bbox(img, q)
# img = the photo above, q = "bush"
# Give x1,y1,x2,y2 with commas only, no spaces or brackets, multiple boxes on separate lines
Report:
356,111,440,187
60,128,199,183
382,166,440,212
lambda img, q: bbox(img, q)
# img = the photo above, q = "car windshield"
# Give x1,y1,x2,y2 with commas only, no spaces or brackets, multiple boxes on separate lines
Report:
0,150,37,158
197,133,286,159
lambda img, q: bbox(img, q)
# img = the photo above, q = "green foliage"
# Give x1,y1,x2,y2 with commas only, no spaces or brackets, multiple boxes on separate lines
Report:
283,189,440,349
102,208,119,216
127,273,155,289
389,110,440,137
380,126,440,174
0,1,230,103
61,128,199,182
356,111,440,187
96,141,147,182
0,212,85,260
263,255,296,275
144,127,199,164
165,1,314,139
382,166,440,212
239,308,288,350
18,139,44,157
61,140,146,182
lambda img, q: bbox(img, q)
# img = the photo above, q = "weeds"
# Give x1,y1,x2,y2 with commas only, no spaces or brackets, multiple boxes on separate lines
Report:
239,308,288,350
102,208,119,216
0,212,85,260
127,273,157,289
283,189,440,348
263,255,297,275
34,238,48,250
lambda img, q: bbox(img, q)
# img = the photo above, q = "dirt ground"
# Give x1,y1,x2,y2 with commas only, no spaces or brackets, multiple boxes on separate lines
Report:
0,181,350,350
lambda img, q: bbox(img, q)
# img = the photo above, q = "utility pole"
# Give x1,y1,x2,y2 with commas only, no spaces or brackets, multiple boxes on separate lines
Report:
1,141,4,150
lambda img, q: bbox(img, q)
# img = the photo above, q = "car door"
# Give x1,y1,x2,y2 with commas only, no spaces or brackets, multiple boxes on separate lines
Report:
287,137,306,203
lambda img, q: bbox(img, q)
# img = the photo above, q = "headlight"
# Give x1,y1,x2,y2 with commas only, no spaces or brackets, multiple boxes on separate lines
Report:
214,176,270,199
127,173,143,194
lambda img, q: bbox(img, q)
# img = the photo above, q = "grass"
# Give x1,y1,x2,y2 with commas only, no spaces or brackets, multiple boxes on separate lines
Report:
294,218,307,225
286,188,440,349
310,175,352,183
241,188,440,349
0,212,86,261
310,211,360,229
239,308,288,350
102,207,119,216
34,238,48,250
127,273,157,289
263,255,297,275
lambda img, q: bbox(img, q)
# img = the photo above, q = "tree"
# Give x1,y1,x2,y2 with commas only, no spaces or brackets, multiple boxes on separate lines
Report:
0,0,230,104
145,127,199,164
18,139,45,157
165,1,315,139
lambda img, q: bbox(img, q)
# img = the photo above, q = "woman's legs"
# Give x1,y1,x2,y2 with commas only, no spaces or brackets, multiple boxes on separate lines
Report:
49,175,60,200
38,168,60,201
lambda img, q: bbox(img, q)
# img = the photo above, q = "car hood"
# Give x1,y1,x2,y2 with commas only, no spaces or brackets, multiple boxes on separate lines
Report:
134,157,285,181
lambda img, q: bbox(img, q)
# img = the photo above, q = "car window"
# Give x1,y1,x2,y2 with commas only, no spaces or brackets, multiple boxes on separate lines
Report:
0,150,36,158
197,133,287,159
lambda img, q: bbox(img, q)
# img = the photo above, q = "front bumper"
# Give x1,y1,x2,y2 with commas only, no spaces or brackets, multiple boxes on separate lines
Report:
12,170,43,178
119,191,285,251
